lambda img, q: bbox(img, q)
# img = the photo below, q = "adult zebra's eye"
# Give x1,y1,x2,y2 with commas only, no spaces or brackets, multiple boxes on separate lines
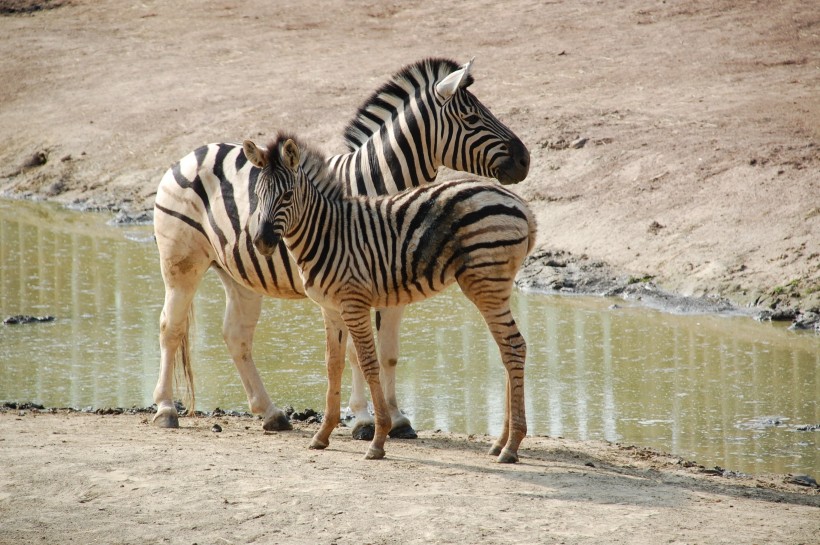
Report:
462,113,481,125
280,190,294,204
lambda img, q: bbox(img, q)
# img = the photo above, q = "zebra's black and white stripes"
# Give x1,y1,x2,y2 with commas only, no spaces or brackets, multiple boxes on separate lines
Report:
151,58,530,435
244,134,536,462
330,57,529,195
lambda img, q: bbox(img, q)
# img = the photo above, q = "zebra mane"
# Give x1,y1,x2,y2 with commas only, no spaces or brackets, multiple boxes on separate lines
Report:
265,132,341,196
342,58,474,152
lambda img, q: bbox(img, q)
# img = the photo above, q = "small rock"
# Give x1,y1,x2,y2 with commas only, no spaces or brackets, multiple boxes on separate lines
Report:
291,408,318,422
570,137,588,149
45,181,67,196
211,424,222,433
648,220,665,235
786,474,818,488
794,424,819,432
3,315,55,325
788,311,819,331
22,150,48,169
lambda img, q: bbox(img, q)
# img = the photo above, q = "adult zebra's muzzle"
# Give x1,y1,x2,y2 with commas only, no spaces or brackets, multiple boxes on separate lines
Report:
495,138,530,185
253,220,282,256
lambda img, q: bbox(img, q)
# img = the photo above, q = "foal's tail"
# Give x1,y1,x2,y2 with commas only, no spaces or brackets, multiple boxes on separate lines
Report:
175,303,196,415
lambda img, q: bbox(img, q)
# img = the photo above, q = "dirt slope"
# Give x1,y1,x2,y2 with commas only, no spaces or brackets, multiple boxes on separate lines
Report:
1,0,818,317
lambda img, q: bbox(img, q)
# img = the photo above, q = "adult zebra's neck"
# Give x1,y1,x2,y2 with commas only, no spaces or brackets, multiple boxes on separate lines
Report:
327,126,438,197
327,58,467,198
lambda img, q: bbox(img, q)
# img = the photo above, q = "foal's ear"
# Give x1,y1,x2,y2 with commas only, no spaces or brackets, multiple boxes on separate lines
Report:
282,139,300,172
243,140,268,168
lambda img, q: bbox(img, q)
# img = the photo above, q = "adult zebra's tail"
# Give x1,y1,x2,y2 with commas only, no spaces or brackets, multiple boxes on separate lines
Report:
175,303,196,415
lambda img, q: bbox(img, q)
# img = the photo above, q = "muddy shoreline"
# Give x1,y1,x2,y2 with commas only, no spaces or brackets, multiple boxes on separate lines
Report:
2,404,818,494
515,247,820,331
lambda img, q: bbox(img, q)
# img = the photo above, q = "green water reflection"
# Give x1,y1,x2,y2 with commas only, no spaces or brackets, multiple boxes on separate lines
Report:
1,199,818,475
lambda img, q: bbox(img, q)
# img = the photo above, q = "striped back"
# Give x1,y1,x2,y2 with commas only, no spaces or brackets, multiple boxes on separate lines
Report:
247,134,536,308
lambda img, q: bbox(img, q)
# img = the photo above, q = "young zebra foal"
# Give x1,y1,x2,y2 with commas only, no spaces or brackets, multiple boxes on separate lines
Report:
244,134,536,462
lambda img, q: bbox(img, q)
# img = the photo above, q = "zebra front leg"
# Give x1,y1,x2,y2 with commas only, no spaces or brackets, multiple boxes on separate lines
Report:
342,305,391,459
217,270,291,431
345,337,375,440
310,309,348,450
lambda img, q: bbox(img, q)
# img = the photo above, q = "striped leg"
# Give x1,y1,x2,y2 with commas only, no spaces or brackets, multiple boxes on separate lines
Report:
347,307,416,440
459,275,527,463
342,304,391,460
481,304,527,463
345,338,373,439
215,270,291,431
310,309,348,451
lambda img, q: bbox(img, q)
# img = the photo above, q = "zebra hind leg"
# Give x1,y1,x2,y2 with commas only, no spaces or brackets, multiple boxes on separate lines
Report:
216,270,291,431
483,305,527,463
153,257,209,428
459,275,527,463
376,307,417,439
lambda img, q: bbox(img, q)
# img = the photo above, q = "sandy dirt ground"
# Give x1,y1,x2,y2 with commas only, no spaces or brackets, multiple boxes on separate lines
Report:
1,409,818,545
1,1,819,543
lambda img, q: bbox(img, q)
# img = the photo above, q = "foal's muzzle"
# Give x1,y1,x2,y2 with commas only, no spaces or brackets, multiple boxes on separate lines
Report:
253,220,281,256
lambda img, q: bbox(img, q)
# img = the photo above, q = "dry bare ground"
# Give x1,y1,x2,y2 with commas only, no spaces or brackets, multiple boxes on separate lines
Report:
1,410,818,545
0,1,819,544
1,0,818,316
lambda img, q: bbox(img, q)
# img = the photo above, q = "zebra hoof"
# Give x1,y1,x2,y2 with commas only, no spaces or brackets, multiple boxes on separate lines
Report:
497,449,519,464
152,410,179,429
309,436,328,450
263,413,293,432
488,443,503,456
388,424,418,439
352,423,375,441
365,446,386,460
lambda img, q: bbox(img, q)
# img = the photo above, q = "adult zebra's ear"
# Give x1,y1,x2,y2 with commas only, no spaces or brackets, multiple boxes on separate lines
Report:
435,57,475,99
243,140,268,168
282,139,300,172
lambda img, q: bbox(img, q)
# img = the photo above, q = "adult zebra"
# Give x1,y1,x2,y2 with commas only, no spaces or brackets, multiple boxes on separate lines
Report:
244,134,535,462
152,58,530,435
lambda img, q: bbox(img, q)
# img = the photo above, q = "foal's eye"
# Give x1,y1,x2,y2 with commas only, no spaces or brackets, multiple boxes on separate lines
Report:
280,190,294,204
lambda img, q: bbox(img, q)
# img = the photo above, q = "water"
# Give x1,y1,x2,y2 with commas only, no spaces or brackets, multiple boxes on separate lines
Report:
1,199,818,475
